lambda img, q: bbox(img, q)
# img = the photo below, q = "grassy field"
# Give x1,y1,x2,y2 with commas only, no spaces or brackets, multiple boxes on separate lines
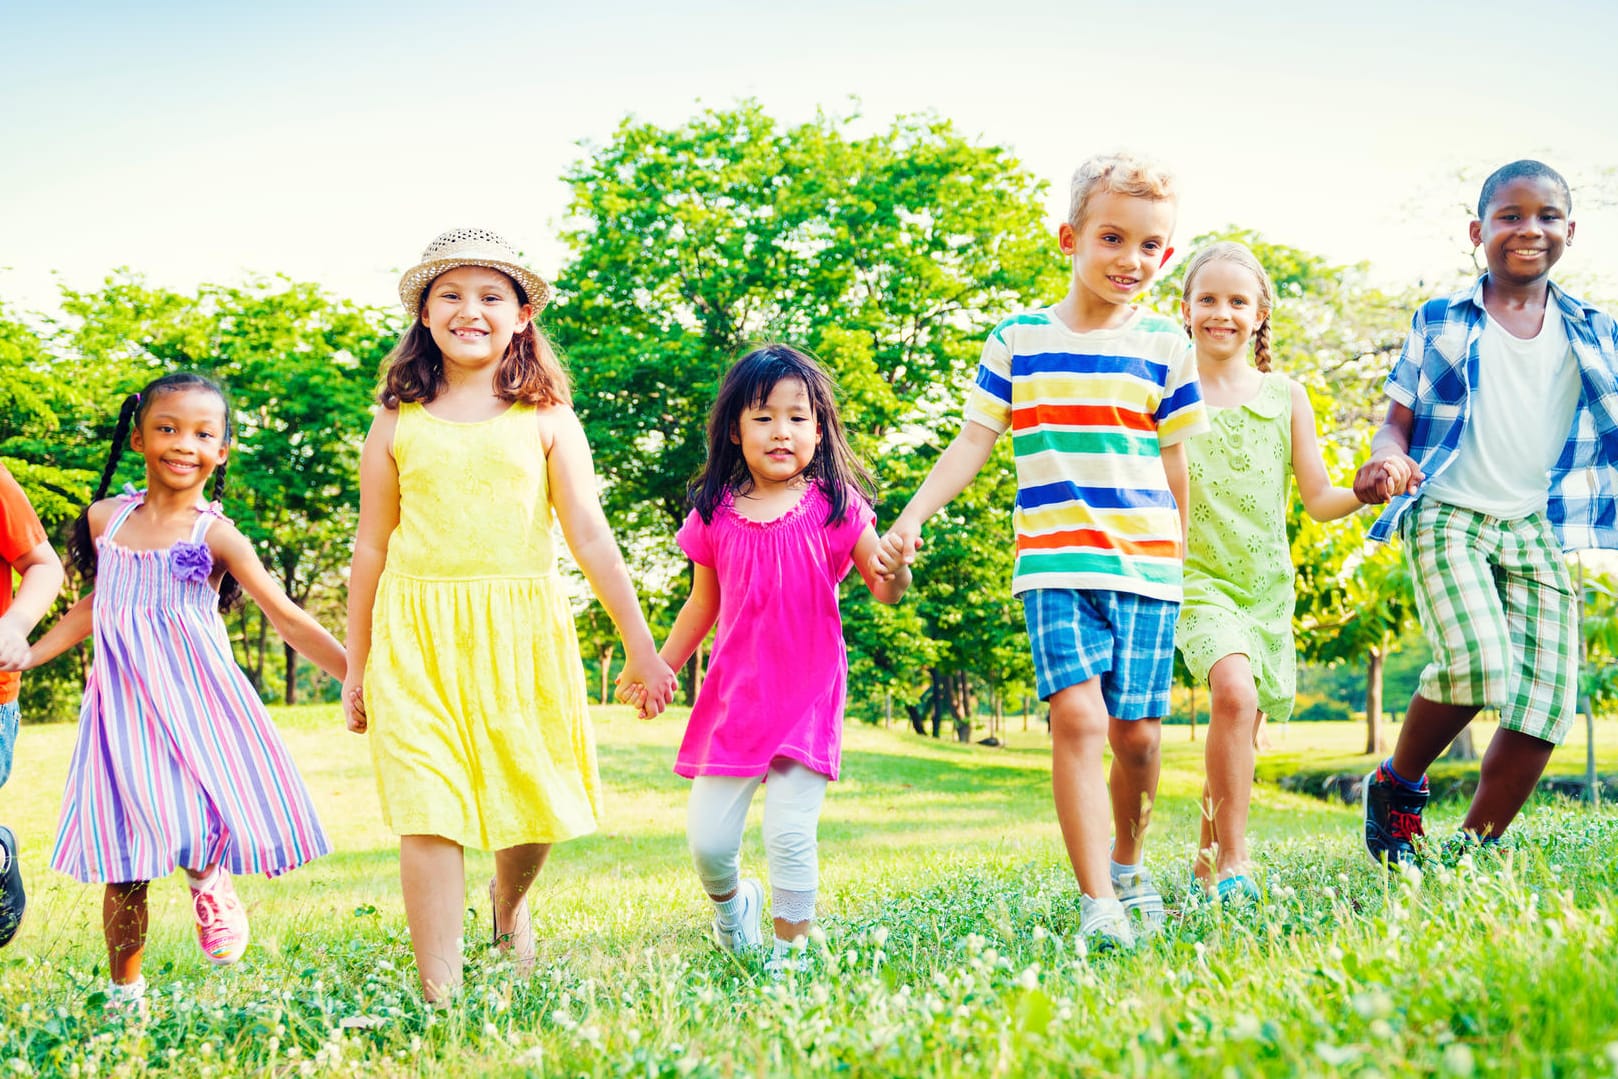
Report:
2,708,1616,1076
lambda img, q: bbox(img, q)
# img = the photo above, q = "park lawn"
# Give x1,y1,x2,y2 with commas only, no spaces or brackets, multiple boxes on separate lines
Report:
0,707,1613,1077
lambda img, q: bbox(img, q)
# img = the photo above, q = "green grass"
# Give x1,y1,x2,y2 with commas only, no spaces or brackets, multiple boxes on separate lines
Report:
2,709,1617,1076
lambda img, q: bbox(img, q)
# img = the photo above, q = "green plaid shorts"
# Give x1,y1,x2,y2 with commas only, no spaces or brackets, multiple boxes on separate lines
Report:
1401,499,1577,743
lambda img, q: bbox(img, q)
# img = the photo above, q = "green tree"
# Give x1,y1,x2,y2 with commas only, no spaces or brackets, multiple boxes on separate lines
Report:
550,101,1064,717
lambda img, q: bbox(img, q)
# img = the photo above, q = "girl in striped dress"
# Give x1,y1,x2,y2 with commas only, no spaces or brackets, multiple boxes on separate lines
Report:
24,372,346,1010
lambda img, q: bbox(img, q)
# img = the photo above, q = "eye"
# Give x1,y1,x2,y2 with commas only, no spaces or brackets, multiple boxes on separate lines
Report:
1101,233,1121,244
1143,241,1161,252
1231,298,1247,307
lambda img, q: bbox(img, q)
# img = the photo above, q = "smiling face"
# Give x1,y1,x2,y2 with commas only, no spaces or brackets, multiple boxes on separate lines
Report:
1182,257,1268,364
733,377,821,492
1060,191,1176,311
1470,175,1574,289
420,266,534,373
130,387,230,495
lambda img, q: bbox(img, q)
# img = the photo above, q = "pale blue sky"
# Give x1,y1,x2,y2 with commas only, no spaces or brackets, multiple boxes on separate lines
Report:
4,0,1616,315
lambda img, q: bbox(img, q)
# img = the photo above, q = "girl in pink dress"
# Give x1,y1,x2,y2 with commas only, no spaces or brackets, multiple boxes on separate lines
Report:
654,345,910,971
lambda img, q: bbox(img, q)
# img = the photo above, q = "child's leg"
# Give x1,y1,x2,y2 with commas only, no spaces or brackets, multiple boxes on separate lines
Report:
491,843,549,967
103,881,149,985
687,775,764,902
1465,730,1556,837
1389,697,1481,780
1464,512,1577,836
1201,654,1259,879
1107,716,1161,865
1049,678,1114,899
400,834,465,1002
760,760,828,943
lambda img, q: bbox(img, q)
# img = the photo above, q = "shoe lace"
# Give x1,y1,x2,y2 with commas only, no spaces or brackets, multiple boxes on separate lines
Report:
1389,809,1425,841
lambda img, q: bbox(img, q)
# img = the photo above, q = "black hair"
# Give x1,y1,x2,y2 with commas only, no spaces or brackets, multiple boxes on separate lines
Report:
68,372,242,612
1478,159,1572,218
689,344,876,527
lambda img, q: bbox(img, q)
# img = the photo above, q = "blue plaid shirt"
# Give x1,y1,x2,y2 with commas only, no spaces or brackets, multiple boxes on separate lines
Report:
1368,276,1618,551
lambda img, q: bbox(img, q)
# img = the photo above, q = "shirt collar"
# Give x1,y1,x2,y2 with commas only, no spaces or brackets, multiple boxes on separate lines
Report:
1456,273,1596,326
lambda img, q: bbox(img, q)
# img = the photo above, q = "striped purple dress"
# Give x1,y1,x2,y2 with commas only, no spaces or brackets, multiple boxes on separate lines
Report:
51,491,329,884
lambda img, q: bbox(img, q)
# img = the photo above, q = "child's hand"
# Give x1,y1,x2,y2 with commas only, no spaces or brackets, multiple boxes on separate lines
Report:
1352,453,1422,504
342,676,368,734
616,653,678,720
873,524,923,579
0,619,30,672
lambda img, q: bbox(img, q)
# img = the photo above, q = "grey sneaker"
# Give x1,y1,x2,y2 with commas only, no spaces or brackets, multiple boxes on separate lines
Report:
1079,896,1135,951
1111,866,1166,929
711,878,764,954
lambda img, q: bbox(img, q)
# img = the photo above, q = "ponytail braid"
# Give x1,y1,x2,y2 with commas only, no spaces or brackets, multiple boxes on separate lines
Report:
210,460,244,612
68,393,140,583
1253,317,1273,373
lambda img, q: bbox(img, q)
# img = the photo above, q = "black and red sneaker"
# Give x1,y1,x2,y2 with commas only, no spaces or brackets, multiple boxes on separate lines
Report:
1363,765,1428,868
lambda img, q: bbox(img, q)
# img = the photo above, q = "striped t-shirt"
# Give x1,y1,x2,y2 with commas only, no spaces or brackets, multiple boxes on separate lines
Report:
962,306,1208,601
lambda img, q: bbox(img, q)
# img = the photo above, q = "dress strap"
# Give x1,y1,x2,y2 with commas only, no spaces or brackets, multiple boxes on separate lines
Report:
103,487,145,540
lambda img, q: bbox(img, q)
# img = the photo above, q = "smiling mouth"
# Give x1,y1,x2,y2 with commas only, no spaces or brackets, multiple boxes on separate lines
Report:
1107,276,1138,288
162,460,198,473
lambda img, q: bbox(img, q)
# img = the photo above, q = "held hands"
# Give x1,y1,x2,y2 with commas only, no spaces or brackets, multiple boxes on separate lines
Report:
1352,452,1422,505
0,619,31,672
615,651,678,720
342,675,368,734
872,522,923,580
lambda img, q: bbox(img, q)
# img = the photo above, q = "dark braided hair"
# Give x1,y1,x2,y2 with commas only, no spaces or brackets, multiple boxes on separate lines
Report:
689,344,876,526
69,372,243,612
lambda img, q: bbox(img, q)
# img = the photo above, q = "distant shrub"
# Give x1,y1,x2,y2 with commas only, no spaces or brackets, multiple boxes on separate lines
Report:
1292,692,1354,724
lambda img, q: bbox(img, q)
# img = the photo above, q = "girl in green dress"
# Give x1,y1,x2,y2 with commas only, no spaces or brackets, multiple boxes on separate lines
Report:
1177,243,1363,899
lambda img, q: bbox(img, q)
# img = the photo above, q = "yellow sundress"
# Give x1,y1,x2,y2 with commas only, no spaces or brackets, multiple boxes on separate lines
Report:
365,401,599,849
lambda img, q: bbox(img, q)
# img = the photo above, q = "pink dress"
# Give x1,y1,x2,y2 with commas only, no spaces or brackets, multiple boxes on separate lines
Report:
674,483,873,780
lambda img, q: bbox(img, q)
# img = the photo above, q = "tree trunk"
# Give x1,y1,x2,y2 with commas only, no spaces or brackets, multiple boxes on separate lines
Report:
1364,647,1385,755
1444,726,1477,761
284,642,299,706
953,671,972,743
599,642,616,705
255,610,268,695
930,669,945,738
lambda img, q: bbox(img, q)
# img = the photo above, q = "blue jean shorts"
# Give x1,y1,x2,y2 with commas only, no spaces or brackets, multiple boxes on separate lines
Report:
0,700,17,789
1022,588,1178,719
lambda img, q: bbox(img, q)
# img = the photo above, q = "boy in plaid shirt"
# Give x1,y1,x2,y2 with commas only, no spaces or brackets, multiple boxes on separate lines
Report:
1356,159,1618,866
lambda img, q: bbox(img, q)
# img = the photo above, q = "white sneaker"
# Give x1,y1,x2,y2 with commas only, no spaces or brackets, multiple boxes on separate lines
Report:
765,935,811,979
711,878,764,954
1079,895,1136,951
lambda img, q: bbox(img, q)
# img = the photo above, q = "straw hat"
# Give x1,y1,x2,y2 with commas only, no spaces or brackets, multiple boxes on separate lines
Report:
397,227,551,317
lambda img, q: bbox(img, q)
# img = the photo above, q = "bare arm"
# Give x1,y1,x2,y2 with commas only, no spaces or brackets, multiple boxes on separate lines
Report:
1289,380,1364,522
851,525,910,604
543,406,678,717
343,411,401,733
0,539,64,669
210,522,346,682
659,562,720,672
1161,441,1190,556
1353,401,1422,504
14,593,92,670
873,420,1000,574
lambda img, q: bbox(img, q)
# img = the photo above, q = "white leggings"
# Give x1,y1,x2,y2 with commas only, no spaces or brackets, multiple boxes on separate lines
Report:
688,760,828,920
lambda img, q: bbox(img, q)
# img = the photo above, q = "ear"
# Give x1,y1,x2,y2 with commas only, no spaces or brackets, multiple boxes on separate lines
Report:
730,422,741,446
216,443,230,467
1468,219,1482,247
515,302,534,333
1567,219,1577,246
1179,298,1192,327
129,425,144,454
1057,222,1077,256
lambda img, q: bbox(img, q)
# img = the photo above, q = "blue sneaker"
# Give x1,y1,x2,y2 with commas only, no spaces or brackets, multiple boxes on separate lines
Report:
1363,765,1428,868
0,826,25,948
1215,875,1261,903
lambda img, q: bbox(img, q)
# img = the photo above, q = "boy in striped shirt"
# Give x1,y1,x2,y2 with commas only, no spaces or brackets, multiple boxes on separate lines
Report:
876,152,1207,947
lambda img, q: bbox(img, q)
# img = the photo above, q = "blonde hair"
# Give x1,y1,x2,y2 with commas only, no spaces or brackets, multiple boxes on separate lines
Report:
1068,152,1177,230
1180,241,1276,373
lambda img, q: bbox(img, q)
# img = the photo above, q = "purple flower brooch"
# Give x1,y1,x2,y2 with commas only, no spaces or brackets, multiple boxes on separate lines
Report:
169,540,214,583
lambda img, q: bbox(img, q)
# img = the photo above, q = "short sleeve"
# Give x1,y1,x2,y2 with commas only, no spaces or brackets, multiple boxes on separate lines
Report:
1155,342,1210,448
825,491,876,581
675,508,714,567
0,466,47,566
1384,311,1426,410
962,327,1014,435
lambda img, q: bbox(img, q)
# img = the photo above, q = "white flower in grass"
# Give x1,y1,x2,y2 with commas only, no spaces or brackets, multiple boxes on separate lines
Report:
1015,965,1040,991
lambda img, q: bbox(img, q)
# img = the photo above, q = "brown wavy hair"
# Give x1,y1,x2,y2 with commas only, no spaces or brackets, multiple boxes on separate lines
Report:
378,271,571,408
1180,241,1275,373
